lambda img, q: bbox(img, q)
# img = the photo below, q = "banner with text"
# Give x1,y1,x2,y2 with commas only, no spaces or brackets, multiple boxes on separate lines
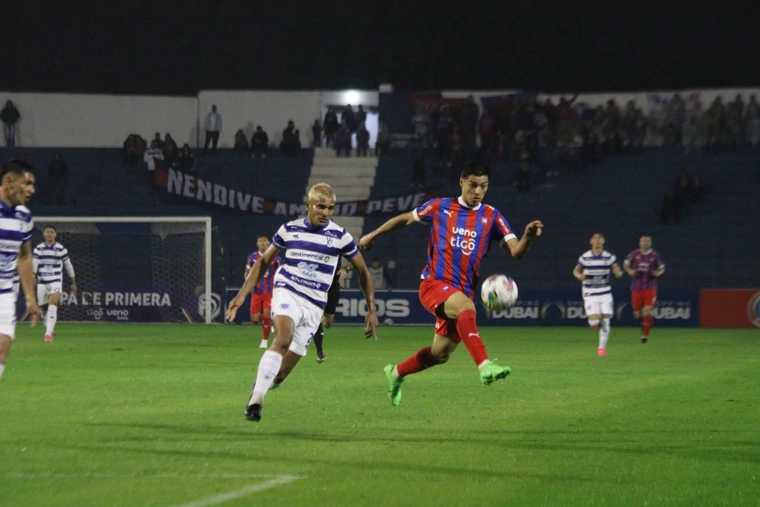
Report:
699,289,760,328
155,168,438,217
17,285,224,323
223,288,699,327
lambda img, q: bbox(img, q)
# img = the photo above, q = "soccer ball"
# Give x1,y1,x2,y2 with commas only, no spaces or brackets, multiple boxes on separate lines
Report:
481,274,518,311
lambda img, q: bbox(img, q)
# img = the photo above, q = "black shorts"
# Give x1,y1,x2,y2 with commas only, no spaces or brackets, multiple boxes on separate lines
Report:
324,278,341,315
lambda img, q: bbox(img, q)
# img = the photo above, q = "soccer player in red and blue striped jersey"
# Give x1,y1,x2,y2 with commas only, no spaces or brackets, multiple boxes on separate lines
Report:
245,234,282,349
623,235,665,343
360,162,543,406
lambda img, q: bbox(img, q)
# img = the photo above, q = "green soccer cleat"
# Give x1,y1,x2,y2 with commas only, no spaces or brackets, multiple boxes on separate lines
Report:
384,364,404,406
479,360,511,386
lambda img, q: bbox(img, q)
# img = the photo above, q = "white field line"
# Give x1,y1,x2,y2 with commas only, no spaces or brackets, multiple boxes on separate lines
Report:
169,475,306,507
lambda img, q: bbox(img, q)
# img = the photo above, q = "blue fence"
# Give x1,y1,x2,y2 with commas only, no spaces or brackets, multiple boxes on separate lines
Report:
224,287,699,327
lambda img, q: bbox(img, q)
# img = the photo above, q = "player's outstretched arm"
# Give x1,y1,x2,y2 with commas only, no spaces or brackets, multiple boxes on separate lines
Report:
226,245,280,322
359,211,416,251
504,220,543,260
349,252,379,339
17,242,40,328
612,263,624,278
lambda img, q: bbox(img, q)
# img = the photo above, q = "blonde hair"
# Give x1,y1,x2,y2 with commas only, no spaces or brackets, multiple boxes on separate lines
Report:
307,182,337,203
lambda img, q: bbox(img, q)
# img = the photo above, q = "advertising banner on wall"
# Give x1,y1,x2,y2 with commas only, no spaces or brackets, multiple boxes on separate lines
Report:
16,286,224,323
699,289,760,328
154,168,439,217
223,287,699,327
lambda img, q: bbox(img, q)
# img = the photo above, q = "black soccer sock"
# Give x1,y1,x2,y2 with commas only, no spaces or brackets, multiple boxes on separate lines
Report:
314,324,325,354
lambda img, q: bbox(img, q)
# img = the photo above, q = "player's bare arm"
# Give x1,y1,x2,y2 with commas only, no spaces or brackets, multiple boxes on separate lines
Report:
17,242,40,327
573,265,585,281
612,263,624,278
226,245,281,321
503,220,543,259
653,266,665,277
359,211,417,250
623,259,636,277
348,252,379,339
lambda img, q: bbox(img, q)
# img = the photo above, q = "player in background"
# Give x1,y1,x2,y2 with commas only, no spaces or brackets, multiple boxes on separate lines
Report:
573,232,623,356
33,226,76,342
623,235,665,343
0,160,41,382
226,183,378,422
312,263,350,363
245,234,282,349
360,162,543,406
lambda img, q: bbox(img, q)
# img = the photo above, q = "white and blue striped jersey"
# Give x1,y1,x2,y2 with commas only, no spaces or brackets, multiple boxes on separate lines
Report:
0,202,33,295
33,242,75,285
577,249,617,297
271,218,358,310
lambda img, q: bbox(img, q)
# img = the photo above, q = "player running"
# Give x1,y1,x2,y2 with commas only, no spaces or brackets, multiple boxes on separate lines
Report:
360,162,543,406
245,234,282,349
0,159,41,382
573,232,623,356
33,226,76,342
623,235,665,343
226,183,378,422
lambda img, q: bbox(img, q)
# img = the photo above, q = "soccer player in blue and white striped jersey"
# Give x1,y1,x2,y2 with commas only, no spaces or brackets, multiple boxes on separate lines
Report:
0,159,41,382
573,232,623,356
33,226,77,342
226,183,379,422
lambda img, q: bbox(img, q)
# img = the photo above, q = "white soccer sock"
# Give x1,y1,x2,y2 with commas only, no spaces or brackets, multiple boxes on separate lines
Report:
46,306,58,336
248,350,283,406
599,318,610,349
0,363,5,379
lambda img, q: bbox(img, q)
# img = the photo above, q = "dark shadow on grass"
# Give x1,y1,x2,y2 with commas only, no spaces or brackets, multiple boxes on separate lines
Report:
84,422,760,466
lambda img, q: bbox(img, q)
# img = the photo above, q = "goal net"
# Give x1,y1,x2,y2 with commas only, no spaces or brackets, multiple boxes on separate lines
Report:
26,216,214,323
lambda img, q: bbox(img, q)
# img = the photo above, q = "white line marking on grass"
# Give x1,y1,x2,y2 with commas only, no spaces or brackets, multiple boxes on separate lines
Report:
169,475,306,507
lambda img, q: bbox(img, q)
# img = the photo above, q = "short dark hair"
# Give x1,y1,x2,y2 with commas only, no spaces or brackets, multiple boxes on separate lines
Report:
45,225,57,232
590,232,605,240
640,234,652,239
461,162,489,179
257,234,269,239
2,159,34,178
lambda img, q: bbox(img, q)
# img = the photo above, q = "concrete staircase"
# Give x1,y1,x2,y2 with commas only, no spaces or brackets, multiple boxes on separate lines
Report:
307,147,378,240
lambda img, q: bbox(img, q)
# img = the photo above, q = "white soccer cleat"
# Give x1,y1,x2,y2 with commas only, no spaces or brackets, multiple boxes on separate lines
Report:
259,340,268,349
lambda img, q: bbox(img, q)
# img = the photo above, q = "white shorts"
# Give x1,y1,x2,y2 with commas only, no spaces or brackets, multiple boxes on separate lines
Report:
270,287,323,356
37,281,63,306
0,292,18,341
584,293,614,317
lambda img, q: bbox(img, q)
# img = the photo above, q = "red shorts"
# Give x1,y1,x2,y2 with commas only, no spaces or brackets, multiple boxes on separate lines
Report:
419,278,461,342
250,292,272,315
631,288,657,312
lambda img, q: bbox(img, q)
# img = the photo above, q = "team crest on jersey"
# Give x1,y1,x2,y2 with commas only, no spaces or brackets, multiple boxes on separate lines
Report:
280,303,289,309
326,238,334,247
481,218,488,224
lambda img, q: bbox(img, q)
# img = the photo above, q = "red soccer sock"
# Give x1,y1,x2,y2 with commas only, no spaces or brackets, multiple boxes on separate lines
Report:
262,315,272,341
642,314,653,338
456,309,489,366
397,347,437,377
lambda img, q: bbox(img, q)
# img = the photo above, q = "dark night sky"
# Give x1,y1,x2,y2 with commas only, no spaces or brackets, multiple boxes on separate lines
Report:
5,1,759,95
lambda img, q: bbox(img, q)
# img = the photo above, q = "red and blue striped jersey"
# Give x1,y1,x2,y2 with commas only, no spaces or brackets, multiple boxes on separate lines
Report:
413,197,517,299
624,249,664,290
246,252,282,294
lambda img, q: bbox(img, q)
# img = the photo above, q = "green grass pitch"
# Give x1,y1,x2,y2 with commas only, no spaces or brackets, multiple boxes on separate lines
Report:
1,323,759,506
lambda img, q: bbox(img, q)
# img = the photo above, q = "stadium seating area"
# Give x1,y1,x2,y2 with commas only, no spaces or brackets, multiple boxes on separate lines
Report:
2,146,758,290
